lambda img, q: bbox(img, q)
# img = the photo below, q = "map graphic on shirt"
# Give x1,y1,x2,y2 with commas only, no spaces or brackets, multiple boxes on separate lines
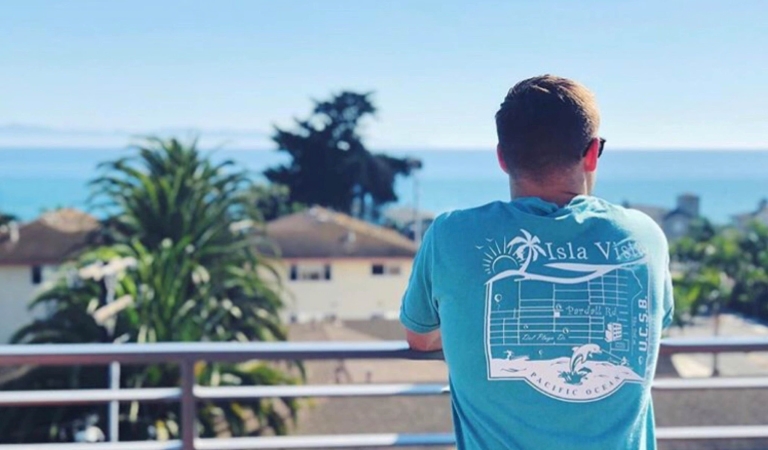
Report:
481,229,652,402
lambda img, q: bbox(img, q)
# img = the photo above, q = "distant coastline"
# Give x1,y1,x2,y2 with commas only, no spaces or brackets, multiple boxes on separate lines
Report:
3,148,768,224
3,145,768,152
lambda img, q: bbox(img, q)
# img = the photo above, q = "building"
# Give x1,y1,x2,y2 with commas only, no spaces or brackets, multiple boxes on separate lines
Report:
380,206,435,242
732,199,768,231
624,193,700,241
0,209,98,343
263,207,417,322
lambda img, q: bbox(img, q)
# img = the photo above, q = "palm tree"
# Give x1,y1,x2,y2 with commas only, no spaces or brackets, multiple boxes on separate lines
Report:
507,229,547,272
0,138,300,443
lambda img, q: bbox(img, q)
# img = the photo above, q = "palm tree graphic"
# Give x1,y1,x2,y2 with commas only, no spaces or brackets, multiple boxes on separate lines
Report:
507,229,547,272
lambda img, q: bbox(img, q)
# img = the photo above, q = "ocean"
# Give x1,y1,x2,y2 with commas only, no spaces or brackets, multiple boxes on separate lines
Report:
2,147,768,224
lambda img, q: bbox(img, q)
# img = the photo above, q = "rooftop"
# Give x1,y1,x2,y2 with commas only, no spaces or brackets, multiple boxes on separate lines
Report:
627,203,671,225
264,207,418,259
0,209,98,265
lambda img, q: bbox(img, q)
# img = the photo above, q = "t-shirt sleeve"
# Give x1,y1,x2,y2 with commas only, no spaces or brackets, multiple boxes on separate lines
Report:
662,254,674,329
399,222,440,334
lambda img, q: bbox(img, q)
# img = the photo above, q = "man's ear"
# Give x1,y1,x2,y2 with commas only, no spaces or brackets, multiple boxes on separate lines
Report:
497,145,510,174
583,139,599,173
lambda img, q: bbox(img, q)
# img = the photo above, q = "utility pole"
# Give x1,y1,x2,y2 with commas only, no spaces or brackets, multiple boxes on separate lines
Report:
406,158,423,246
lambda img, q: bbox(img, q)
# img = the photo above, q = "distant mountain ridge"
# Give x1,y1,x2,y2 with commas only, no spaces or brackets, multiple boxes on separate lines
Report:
0,123,268,136
0,124,270,148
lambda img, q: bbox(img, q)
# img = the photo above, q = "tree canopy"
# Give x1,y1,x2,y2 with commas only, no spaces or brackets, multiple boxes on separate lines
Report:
671,218,768,326
265,91,418,220
0,211,18,227
249,183,304,223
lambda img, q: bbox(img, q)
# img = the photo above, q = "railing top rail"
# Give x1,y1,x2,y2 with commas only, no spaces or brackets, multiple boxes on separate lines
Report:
659,336,768,355
0,336,766,366
0,341,443,366
2,377,768,408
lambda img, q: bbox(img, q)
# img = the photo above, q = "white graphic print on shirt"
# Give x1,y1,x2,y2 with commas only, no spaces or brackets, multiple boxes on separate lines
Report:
480,229,652,402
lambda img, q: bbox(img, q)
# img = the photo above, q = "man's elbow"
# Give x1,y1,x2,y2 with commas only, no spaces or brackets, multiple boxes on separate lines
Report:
406,329,442,352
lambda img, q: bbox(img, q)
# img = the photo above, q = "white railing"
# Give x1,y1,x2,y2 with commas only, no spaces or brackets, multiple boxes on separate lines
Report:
0,337,766,449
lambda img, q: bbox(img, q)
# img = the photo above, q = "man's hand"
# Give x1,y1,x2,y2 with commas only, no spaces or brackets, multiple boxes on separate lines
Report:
406,328,443,352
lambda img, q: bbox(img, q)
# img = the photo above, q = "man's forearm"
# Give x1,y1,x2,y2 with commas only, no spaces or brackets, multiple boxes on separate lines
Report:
406,329,443,352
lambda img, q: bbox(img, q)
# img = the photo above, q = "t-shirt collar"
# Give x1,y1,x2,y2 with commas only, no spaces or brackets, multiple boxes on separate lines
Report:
510,195,592,217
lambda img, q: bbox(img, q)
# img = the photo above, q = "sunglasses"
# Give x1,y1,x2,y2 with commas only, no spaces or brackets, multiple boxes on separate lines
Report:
584,137,606,158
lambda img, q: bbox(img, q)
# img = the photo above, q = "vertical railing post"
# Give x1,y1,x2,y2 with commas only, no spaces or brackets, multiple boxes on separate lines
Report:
108,360,120,442
180,360,196,450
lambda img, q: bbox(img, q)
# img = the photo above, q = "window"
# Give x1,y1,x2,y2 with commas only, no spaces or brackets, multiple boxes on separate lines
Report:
290,263,331,281
31,265,43,285
371,263,401,276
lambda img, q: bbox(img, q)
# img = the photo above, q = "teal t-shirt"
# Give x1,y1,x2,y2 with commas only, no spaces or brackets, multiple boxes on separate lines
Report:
400,196,673,450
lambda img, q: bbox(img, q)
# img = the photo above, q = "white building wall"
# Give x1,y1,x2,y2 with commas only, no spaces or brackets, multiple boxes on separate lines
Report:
268,258,413,322
0,266,41,343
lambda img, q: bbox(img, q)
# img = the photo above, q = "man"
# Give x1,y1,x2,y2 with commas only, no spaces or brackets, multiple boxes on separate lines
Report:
400,75,673,449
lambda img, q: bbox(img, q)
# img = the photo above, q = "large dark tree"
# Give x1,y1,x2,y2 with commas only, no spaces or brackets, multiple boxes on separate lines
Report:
265,91,417,220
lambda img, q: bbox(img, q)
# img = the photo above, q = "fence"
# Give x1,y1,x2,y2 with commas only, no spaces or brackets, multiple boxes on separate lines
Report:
0,337,767,449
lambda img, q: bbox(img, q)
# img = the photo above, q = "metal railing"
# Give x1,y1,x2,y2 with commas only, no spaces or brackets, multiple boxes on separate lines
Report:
0,337,766,449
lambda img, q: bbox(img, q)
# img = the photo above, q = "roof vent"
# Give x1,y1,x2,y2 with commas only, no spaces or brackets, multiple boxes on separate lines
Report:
309,207,330,223
341,231,357,253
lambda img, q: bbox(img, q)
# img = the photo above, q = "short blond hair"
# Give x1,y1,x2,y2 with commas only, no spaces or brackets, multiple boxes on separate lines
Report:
495,75,600,177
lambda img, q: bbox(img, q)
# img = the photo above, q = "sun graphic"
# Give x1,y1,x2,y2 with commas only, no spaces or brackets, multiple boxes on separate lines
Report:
480,238,521,274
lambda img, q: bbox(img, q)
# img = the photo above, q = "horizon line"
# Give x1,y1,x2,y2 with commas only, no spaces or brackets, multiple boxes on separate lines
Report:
2,145,768,152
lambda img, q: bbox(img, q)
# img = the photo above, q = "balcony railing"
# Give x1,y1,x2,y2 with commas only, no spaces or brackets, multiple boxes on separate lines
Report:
0,337,767,449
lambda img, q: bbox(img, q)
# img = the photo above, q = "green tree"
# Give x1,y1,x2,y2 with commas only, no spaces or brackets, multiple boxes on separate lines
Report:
729,221,768,319
249,184,304,222
0,138,300,443
671,218,742,375
673,218,768,322
265,91,417,220
0,211,18,227
670,219,738,323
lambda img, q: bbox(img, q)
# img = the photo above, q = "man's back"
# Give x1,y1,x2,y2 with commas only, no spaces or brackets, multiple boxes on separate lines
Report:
400,196,673,449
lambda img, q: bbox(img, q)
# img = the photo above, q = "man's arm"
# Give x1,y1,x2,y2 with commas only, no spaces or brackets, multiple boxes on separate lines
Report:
406,328,442,352
400,219,442,351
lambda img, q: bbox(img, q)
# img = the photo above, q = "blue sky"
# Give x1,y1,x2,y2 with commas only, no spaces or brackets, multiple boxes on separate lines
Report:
0,0,766,149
